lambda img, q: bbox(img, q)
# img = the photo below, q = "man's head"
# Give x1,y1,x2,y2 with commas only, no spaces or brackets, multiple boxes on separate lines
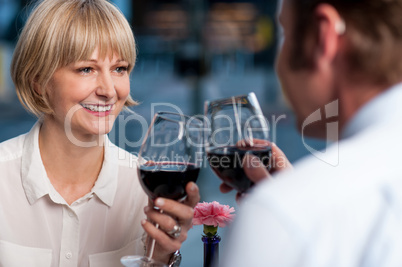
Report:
288,0,402,84
276,0,402,137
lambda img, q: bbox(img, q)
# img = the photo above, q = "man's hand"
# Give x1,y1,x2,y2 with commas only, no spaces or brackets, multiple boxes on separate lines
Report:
219,142,292,202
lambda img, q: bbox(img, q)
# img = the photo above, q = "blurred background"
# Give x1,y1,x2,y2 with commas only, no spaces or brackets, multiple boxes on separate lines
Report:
0,0,325,266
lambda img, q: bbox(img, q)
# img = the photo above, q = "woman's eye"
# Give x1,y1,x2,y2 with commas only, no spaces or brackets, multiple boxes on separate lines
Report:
78,67,92,74
115,66,128,73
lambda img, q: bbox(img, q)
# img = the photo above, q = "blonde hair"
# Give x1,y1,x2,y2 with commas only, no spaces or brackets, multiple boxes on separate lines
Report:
11,0,137,117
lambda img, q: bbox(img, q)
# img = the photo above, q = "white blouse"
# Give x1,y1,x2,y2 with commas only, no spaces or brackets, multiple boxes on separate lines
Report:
0,121,148,267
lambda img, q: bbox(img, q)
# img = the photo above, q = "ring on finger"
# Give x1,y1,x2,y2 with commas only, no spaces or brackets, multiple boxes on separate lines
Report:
166,224,182,239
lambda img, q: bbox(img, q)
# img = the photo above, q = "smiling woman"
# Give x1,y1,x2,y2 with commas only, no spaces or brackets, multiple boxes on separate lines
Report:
46,48,130,139
0,0,200,266
11,0,137,117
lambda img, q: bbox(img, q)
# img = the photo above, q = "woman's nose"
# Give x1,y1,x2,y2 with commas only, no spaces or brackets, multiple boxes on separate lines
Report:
96,72,116,100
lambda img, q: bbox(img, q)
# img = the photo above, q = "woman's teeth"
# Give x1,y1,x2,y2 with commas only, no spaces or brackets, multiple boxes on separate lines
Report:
81,104,112,112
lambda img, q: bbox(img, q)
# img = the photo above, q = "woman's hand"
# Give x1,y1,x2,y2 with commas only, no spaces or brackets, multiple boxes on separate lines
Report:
142,182,200,264
220,141,293,202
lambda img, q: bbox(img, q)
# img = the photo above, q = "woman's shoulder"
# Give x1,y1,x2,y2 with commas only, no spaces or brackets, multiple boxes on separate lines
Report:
0,133,27,162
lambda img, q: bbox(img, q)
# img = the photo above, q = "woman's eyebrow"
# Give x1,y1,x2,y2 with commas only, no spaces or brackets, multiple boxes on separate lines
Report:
78,59,128,63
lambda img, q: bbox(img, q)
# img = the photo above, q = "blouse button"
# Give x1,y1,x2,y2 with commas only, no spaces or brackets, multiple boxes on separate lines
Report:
65,252,73,259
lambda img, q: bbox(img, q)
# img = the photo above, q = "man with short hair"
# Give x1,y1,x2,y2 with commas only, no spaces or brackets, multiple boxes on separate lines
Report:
221,0,402,266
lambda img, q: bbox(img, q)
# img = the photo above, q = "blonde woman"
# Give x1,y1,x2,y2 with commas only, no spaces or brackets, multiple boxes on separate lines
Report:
0,0,199,266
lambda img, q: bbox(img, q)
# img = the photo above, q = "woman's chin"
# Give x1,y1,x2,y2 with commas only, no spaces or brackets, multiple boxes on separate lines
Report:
74,119,115,137
89,121,114,136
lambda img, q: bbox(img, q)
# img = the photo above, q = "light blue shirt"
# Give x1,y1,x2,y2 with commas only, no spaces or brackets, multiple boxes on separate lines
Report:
222,84,402,267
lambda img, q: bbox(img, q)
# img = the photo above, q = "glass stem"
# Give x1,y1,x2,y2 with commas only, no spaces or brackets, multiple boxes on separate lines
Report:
146,208,163,259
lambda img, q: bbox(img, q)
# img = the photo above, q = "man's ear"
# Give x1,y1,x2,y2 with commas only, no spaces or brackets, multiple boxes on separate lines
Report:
313,4,345,68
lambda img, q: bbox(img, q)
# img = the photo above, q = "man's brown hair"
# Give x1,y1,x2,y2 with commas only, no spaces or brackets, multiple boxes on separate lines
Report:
288,0,402,85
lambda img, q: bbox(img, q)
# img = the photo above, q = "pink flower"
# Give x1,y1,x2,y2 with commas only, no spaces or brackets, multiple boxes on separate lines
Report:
193,201,235,227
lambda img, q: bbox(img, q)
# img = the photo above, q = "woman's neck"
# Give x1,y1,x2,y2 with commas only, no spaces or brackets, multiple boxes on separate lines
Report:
39,117,105,205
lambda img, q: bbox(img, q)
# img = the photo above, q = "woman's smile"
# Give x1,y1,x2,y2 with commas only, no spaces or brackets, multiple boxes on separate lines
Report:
80,103,114,116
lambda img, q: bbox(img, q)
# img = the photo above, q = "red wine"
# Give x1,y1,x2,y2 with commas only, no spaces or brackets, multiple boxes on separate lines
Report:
139,162,200,200
207,146,271,193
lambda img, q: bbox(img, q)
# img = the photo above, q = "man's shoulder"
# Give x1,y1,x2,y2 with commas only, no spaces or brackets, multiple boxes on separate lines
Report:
249,128,402,230
235,135,402,267
255,137,386,205
271,121,402,193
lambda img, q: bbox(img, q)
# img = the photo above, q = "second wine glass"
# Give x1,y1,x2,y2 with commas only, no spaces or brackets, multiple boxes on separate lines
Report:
121,112,203,267
205,92,271,194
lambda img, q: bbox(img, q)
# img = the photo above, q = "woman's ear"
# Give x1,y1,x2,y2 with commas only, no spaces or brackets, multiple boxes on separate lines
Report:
33,77,42,95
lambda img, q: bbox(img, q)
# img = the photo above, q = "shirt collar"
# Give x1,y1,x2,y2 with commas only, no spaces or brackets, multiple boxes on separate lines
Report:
342,83,402,139
21,121,50,205
21,121,118,207
90,137,118,207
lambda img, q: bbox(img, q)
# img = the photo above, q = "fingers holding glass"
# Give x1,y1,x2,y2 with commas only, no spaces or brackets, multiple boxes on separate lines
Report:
121,112,203,267
166,224,182,239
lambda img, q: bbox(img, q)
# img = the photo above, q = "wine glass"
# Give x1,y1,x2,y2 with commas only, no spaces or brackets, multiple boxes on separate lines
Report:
205,92,271,194
121,112,204,267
